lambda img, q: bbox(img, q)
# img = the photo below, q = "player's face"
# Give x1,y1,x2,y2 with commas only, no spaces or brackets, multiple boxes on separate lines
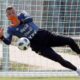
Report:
6,8,17,19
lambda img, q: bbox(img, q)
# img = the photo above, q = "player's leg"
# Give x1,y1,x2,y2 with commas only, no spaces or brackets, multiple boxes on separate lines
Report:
66,37,80,54
49,34,80,54
39,47,77,71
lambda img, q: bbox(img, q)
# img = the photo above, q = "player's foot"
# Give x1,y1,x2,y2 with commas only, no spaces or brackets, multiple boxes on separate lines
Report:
76,69,80,76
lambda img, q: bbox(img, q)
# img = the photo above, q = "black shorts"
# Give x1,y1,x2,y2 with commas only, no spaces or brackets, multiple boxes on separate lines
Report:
30,29,50,52
30,29,68,53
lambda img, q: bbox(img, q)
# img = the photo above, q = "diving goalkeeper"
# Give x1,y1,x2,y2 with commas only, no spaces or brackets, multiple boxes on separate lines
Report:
0,6,80,75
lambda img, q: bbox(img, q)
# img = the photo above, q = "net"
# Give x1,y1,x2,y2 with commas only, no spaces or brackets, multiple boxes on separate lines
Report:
0,0,80,77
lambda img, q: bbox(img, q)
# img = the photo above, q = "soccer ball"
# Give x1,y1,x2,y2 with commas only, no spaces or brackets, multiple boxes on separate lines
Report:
17,37,30,50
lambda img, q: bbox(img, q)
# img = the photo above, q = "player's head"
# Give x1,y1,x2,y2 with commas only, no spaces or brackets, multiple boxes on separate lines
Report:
6,6,17,19
6,6,20,27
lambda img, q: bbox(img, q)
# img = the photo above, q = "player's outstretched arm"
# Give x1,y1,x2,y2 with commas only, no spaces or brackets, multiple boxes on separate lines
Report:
0,28,12,45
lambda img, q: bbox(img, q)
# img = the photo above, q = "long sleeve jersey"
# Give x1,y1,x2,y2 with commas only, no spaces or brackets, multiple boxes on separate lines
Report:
3,11,39,45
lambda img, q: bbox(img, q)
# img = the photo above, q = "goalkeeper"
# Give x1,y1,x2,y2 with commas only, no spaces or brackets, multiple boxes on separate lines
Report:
0,6,80,74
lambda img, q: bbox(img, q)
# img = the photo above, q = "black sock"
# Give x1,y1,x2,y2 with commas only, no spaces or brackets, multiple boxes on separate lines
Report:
59,59,77,71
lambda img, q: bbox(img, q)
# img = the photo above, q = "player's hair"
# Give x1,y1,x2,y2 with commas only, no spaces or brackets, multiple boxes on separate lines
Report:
6,6,14,12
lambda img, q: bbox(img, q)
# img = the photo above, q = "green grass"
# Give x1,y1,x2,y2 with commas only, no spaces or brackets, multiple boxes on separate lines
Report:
0,77,80,80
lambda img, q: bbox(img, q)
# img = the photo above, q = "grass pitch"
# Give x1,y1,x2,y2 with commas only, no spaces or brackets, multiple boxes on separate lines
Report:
0,77,80,80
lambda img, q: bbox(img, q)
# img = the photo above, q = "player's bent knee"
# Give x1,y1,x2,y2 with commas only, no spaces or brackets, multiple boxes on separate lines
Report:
67,37,75,44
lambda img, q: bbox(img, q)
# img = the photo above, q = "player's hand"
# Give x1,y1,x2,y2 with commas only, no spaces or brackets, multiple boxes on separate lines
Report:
0,28,3,38
8,15,20,27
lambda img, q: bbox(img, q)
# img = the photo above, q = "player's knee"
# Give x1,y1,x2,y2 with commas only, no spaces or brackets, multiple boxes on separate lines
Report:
67,37,74,44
